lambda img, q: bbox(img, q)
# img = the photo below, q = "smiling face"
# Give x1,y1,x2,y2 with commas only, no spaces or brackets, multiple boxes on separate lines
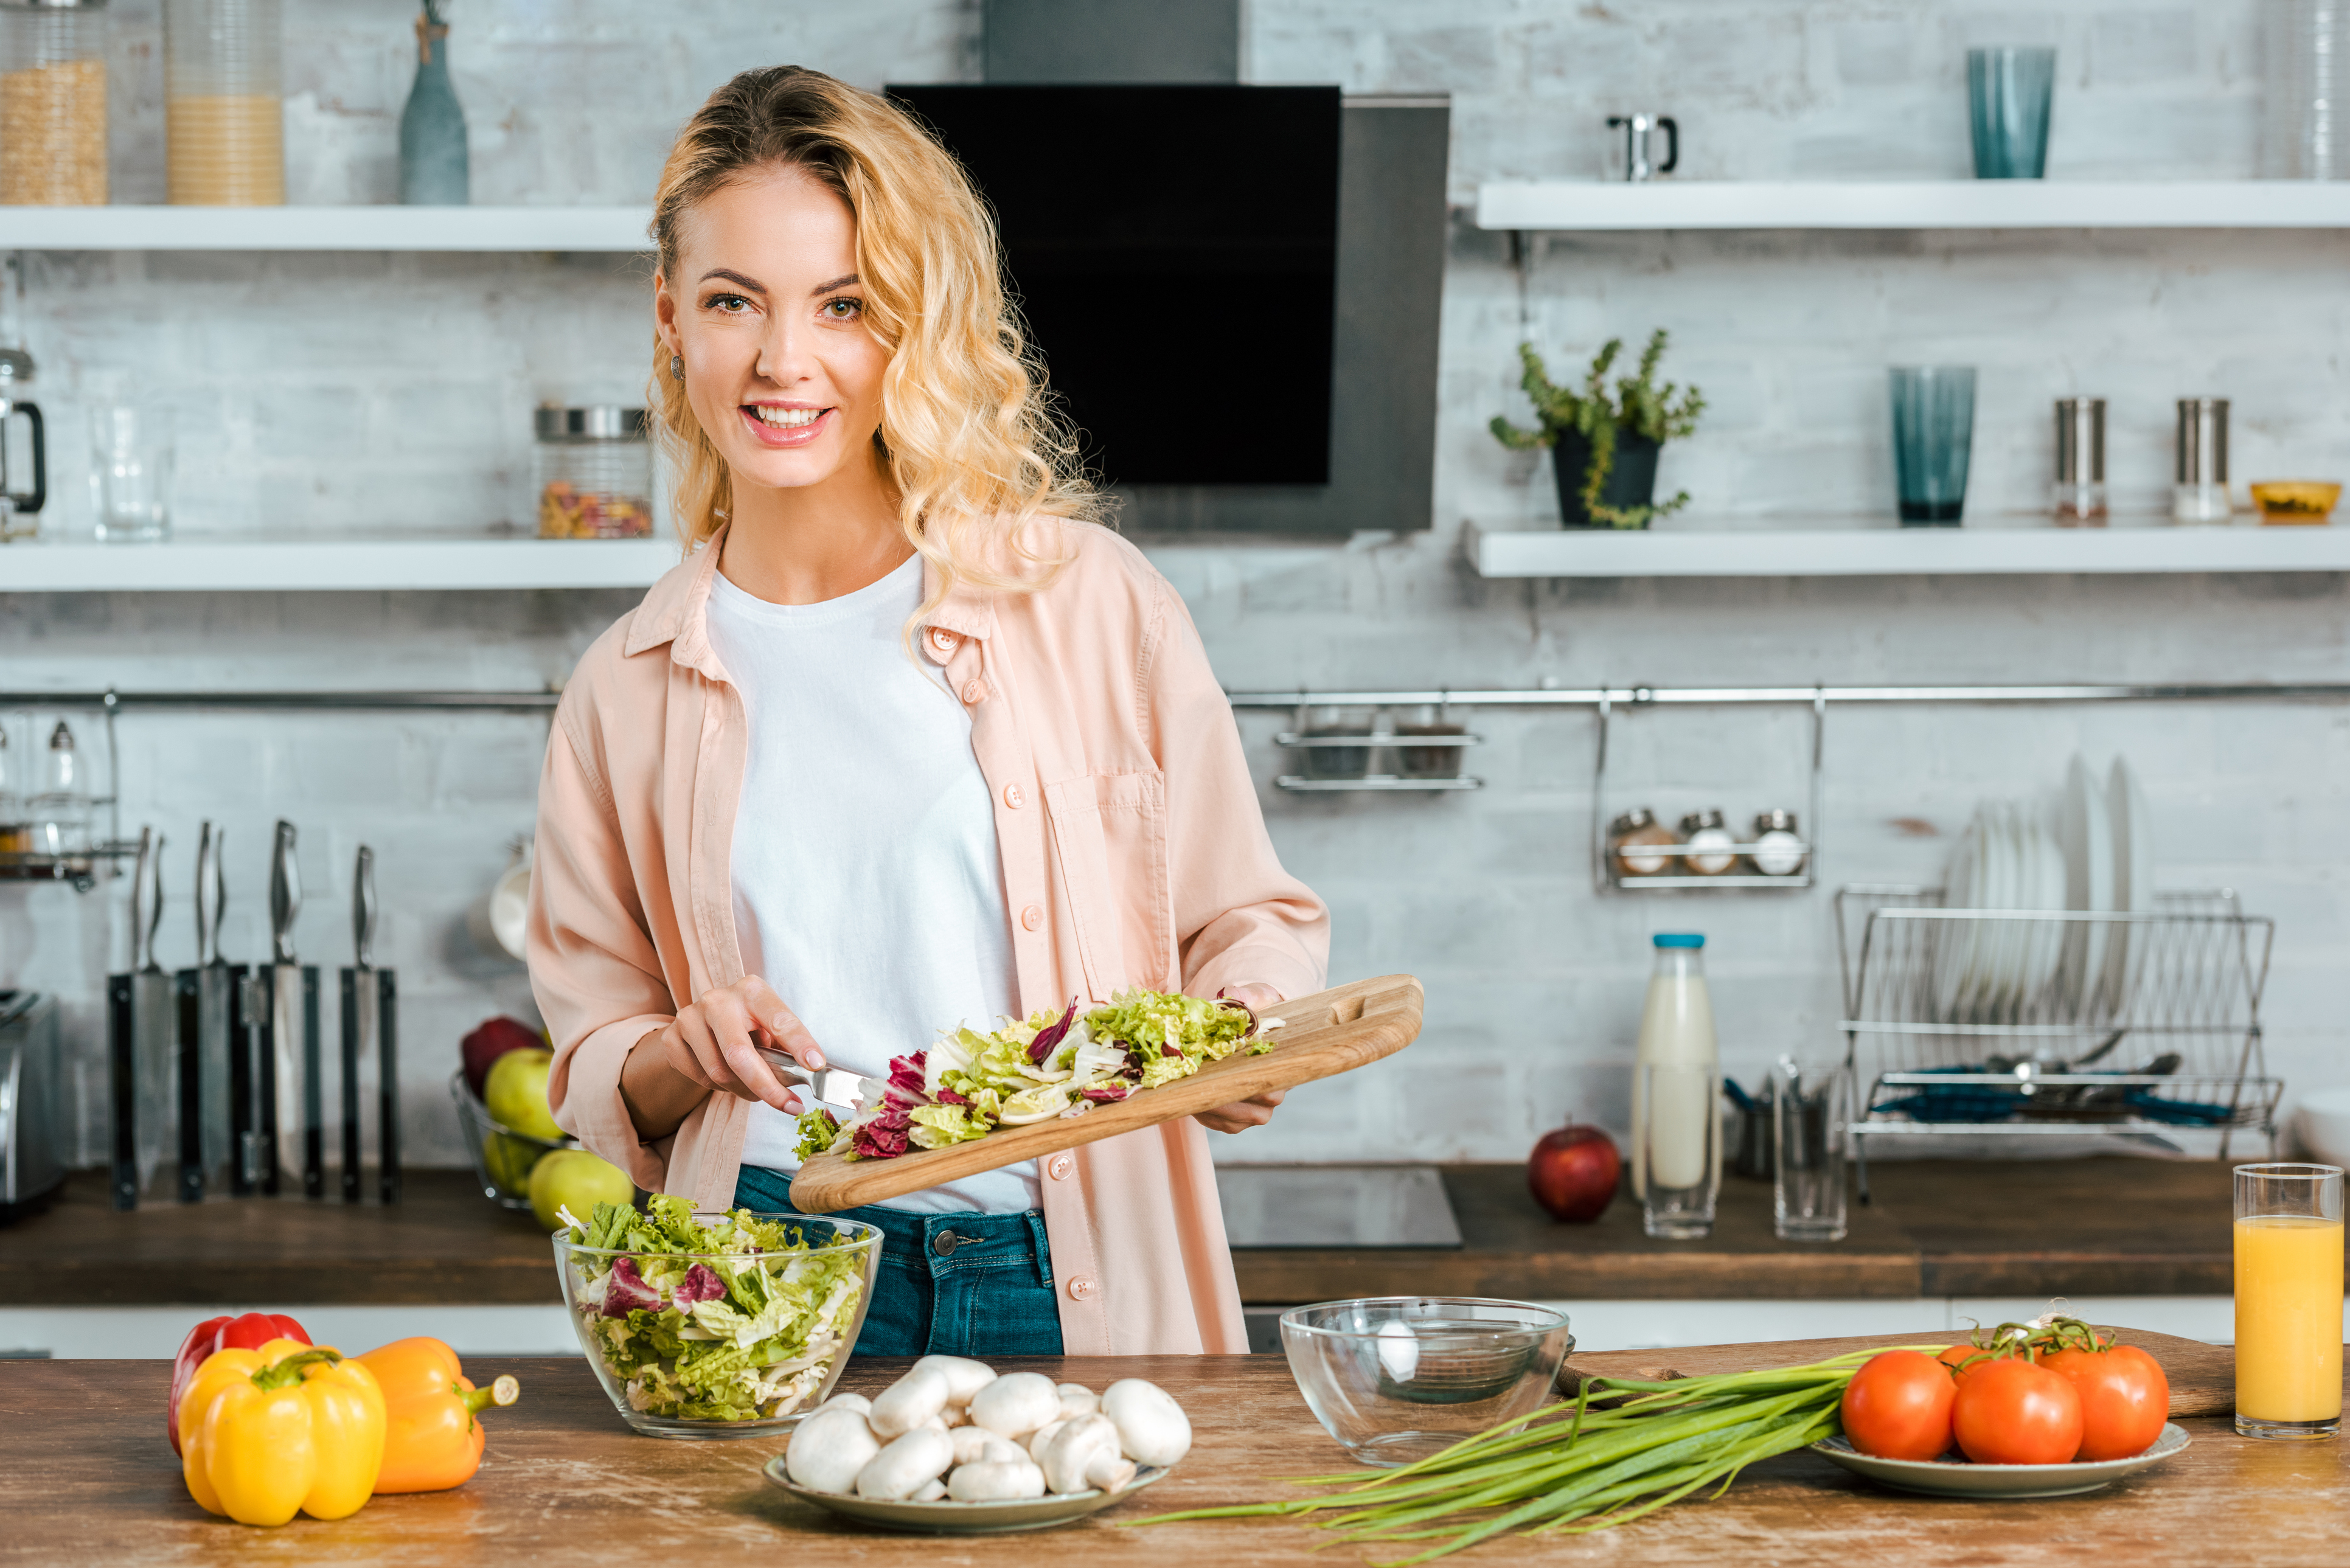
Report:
654,165,892,502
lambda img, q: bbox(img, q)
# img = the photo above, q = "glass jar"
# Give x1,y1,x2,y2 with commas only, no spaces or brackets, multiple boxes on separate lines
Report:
1293,705,1371,781
1608,807,1678,878
27,718,88,855
534,406,653,539
0,723,26,856
165,0,283,206
1677,808,1738,875
1748,809,1807,876
1392,702,1466,780
0,0,109,206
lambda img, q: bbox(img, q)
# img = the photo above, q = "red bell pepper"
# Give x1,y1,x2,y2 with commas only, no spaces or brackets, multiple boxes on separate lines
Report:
167,1311,311,1454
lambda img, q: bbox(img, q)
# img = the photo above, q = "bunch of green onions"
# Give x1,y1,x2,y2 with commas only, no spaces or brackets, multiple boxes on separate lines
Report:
1135,1347,1945,1564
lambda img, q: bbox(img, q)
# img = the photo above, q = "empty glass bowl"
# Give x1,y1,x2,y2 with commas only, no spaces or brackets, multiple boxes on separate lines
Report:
1280,1297,1574,1466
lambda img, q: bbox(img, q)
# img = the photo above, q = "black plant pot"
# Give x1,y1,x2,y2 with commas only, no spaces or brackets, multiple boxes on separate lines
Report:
1552,429,1662,529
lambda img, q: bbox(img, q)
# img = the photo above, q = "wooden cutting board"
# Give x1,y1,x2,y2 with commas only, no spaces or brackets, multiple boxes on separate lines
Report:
1562,1327,2233,1418
788,973,1424,1214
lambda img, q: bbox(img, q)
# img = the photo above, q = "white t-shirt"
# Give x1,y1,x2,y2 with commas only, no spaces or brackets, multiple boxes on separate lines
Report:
707,554,1040,1213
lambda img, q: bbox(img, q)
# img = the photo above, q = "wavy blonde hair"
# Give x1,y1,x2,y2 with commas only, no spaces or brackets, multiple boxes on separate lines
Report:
649,66,1101,609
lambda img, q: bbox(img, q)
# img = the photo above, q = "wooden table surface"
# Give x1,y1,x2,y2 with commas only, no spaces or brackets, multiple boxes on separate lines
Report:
4,1347,2343,1566
0,1157,2249,1308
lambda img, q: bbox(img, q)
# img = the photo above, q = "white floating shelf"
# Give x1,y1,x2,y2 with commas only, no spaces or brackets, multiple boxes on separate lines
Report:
0,536,683,592
0,205,653,251
1473,180,2350,232
1465,522,2350,578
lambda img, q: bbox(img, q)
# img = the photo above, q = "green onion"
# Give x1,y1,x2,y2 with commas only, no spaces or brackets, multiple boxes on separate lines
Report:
1130,1346,1948,1564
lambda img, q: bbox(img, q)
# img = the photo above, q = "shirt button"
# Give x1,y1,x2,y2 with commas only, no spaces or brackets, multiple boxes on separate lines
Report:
961,679,987,704
930,628,958,653
1021,904,1044,932
1066,1275,1097,1301
1003,783,1025,809
1048,1153,1074,1181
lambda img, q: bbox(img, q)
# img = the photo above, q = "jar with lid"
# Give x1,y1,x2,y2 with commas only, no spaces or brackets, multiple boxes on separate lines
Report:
2052,397,2105,526
27,718,88,856
0,723,26,856
164,0,283,206
1677,808,1738,875
535,406,653,539
1,0,109,206
1748,809,1807,876
1608,807,1678,879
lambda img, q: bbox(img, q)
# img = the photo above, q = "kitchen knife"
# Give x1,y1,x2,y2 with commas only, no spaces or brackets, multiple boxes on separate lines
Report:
105,828,148,1212
339,845,374,1203
752,1046,872,1112
128,825,174,1204
176,822,233,1202
269,820,324,1199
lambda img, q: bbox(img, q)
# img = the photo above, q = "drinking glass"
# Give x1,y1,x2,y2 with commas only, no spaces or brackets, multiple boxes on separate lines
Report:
2234,1163,2344,1439
1637,1060,1719,1239
1889,367,1976,526
1969,46,2057,178
90,406,174,541
1773,1055,1850,1242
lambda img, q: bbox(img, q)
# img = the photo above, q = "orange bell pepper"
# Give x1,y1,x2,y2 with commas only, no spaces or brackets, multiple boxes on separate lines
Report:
358,1337,520,1493
178,1339,386,1527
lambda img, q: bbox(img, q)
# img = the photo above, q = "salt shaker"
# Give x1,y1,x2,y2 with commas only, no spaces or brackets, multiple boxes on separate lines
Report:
2053,397,2106,526
1749,809,1807,876
2174,398,2231,523
1677,809,1737,876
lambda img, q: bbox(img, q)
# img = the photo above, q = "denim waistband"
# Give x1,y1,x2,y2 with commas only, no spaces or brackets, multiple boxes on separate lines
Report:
840,1202,1053,1291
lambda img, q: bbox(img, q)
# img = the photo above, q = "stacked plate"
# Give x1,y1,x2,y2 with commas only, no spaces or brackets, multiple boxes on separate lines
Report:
1933,755,2154,1023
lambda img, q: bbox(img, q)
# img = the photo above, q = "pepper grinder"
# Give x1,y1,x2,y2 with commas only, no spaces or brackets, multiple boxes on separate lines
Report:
2174,398,2231,524
2053,397,2106,526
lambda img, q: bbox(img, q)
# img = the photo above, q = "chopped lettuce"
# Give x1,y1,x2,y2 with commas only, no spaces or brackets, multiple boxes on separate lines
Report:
561,1196,866,1423
792,1108,840,1162
908,1103,990,1148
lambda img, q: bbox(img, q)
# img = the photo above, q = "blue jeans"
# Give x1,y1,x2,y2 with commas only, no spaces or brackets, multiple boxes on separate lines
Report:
733,1166,1065,1359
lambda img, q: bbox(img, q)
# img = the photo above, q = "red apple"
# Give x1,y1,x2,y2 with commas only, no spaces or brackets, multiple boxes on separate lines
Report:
1528,1123,1622,1223
463,1015,548,1098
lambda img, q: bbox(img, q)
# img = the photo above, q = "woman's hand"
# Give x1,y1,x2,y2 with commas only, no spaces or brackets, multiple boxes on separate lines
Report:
621,976,827,1139
1196,982,1287,1136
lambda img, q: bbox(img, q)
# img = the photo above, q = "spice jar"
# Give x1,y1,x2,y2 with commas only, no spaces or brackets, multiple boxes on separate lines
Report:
535,406,653,539
2174,398,2231,524
165,0,284,205
27,718,88,856
0,0,109,206
1677,809,1737,876
1394,703,1467,780
1608,808,1678,878
2053,397,2105,526
1748,809,1807,876
1294,706,1372,781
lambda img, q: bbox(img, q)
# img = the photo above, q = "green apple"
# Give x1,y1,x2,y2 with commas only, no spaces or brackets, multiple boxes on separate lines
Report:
484,1047,562,1141
528,1148,634,1232
480,1132,544,1195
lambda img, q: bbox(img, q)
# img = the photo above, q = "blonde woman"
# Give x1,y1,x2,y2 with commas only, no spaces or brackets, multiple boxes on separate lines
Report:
526,67,1327,1358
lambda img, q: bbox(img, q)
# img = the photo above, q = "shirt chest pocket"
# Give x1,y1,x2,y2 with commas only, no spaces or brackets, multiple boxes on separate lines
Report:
1043,768,1173,1001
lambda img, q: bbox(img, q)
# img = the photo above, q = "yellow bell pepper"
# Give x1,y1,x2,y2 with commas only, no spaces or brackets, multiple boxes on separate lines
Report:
178,1338,386,1527
358,1337,520,1493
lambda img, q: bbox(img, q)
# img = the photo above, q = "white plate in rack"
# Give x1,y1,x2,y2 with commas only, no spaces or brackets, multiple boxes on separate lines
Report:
2104,757,2155,1013
2062,755,2115,1016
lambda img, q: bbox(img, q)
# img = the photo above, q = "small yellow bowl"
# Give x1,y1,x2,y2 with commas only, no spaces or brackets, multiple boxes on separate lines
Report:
2250,480,2342,524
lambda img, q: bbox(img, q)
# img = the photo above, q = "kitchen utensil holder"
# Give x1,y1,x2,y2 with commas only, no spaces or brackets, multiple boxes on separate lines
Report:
1834,884,2279,1199
1587,689,1822,892
1274,704,1485,793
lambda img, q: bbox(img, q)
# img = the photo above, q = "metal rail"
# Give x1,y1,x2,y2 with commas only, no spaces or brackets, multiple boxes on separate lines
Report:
1226,682,2350,707
0,689,560,712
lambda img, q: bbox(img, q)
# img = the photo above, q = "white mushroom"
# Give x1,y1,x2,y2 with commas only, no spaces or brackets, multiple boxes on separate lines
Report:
1040,1414,1134,1494
1024,1418,1066,1460
1054,1382,1099,1421
968,1370,1060,1437
852,1426,955,1500
950,1425,1027,1466
911,1477,948,1502
947,1459,1048,1501
940,1403,970,1429
867,1366,952,1439
1102,1378,1192,1466
910,1354,999,1406
784,1404,880,1494
818,1392,872,1417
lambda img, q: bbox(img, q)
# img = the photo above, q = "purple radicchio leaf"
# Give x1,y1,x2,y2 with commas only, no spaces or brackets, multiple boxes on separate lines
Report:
1080,1084,1130,1103
1026,999,1080,1064
886,1052,930,1098
601,1255,665,1318
673,1262,726,1305
852,1104,913,1160
936,1086,972,1106
1161,1044,1183,1058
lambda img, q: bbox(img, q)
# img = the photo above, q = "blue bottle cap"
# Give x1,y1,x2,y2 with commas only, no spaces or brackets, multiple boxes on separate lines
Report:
1652,933,1706,948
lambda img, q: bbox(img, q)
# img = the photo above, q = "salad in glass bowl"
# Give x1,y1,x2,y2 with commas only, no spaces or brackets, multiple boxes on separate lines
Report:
553,1196,881,1439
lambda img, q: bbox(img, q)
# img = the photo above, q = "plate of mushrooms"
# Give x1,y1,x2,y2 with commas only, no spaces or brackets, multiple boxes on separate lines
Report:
766,1356,1188,1533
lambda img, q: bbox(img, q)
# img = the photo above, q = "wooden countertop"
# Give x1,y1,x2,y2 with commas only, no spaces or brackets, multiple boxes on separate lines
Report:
4,1348,2341,1566
0,1157,2245,1307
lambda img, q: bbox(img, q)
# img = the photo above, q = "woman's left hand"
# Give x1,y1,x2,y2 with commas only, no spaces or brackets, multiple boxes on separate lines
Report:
1196,983,1287,1135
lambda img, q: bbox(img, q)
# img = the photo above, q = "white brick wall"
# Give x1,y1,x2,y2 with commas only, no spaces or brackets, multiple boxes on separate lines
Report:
2,1,2343,1175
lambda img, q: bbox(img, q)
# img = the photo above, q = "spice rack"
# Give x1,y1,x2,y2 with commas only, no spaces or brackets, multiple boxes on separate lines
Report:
1834,885,2280,1198
1271,707,1484,793
1587,691,1821,893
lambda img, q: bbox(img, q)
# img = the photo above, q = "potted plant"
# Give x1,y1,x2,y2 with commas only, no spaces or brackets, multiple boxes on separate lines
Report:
1492,330,1705,529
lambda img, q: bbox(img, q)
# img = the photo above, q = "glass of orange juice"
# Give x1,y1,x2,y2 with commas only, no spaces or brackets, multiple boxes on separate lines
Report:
2235,1162,2345,1439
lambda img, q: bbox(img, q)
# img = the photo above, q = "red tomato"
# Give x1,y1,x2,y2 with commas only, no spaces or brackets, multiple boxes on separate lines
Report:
1951,1358,2084,1465
2040,1344,2169,1460
1840,1351,1957,1460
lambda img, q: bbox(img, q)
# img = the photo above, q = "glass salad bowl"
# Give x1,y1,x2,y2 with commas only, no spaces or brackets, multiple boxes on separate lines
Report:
554,1206,883,1440
449,1069,576,1210
1281,1297,1573,1467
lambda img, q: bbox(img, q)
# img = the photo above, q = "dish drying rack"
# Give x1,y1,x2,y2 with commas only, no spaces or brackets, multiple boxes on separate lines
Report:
1835,885,2279,1199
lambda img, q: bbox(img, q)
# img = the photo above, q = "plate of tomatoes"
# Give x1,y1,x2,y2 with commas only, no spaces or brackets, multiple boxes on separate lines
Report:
1816,1317,2186,1500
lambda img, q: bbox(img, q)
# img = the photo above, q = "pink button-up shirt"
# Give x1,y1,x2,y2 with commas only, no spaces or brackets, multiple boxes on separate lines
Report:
526,520,1329,1354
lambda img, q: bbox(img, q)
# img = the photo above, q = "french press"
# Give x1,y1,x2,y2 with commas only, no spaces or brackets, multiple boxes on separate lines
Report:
0,255,45,539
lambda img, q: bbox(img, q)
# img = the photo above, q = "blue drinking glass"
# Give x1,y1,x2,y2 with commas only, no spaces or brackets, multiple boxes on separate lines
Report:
1889,367,1976,526
1969,47,2056,178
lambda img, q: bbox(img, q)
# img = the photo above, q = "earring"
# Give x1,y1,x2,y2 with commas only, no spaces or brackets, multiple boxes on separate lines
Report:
670,354,684,381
